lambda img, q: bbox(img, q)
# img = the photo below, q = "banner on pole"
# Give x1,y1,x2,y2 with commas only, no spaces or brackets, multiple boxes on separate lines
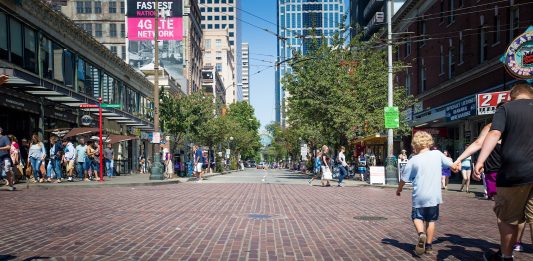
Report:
127,0,183,41
476,91,511,115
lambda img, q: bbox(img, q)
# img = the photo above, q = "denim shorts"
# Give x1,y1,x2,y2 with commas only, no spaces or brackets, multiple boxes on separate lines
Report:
412,205,439,222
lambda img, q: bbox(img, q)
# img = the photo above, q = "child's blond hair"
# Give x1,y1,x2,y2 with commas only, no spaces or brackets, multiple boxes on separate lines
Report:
411,131,434,152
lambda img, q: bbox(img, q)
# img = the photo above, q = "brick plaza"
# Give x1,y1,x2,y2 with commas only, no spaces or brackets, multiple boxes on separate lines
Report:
0,175,532,260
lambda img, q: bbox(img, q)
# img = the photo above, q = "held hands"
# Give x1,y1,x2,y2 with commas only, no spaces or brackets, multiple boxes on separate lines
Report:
450,161,462,173
473,163,483,181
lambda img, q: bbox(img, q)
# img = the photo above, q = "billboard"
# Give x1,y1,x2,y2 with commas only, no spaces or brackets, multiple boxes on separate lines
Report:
127,0,183,41
477,91,511,115
127,1,186,88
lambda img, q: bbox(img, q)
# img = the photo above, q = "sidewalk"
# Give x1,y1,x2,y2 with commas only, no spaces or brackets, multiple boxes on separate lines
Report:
1,170,233,191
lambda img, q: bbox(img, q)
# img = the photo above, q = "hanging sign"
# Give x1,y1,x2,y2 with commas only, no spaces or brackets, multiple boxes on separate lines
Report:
127,0,183,41
477,91,511,115
503,26,533,79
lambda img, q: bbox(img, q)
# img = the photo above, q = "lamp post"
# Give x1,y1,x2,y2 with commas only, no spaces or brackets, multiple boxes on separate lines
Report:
150,0,164,180
385,0,398,185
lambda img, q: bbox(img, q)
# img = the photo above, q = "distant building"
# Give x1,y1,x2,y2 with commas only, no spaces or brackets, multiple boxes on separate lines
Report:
201,66,226,113
241,42,249,103
202,29,236,105
199,0,242,100
184,0,204,94
350,0,405,40
276,0,345,127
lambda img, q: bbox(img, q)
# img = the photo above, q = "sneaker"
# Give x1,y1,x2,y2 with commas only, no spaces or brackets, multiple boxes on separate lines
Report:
415,233,427,255
483,250,513,261
56,179,62,183
425,245,434,255
6,186,15,191
513,243,523,252
308,179,312,185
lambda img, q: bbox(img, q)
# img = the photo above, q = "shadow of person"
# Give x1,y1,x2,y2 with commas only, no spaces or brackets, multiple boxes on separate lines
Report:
381,238,421,258
433,234,500,260
433,234,499,249
436,245,485,261
0,255,17,261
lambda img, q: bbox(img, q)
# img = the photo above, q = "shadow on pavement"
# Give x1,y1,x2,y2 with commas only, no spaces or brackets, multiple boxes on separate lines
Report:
433,234,499,260
0,255,17,261
381,238,420,258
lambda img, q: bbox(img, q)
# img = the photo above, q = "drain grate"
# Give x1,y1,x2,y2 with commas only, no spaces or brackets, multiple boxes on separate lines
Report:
353,216,388,221
249,213,273,219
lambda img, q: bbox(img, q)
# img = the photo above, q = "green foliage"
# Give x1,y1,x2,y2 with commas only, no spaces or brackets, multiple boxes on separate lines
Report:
281,28,415,149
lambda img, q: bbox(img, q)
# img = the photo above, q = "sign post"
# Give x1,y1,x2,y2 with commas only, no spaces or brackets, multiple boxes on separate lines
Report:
384,106,399,129
98,98,104,182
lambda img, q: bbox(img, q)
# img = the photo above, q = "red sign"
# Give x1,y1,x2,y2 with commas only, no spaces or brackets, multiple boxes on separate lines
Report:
477,91,511,115
412,128,448,137
79,104,99,108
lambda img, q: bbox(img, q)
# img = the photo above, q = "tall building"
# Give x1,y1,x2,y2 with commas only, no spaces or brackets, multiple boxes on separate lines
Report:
58,0,127,60
202,29,236,104
241,42,250,103
276,0,345,126
198,0,242,101
184,0,204,94
350,0,405,40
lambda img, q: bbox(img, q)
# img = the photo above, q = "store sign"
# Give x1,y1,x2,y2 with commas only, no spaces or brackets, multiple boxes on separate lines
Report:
504,26,533,79
127,0,183,41
412,127,448,137
477,91,511,115
445,96,476,121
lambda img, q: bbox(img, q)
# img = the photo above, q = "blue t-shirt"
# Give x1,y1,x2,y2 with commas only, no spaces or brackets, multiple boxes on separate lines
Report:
194,148,202,163
76,145,87,163
401,150,453,208
0,135,10,158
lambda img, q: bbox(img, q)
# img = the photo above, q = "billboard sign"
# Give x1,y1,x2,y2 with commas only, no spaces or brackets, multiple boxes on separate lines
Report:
476,91,511,115
503,26,533,79
127,0,183,41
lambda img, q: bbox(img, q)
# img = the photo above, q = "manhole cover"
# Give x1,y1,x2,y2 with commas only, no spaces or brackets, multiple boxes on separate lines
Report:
353,216,388,221
249,213,273,219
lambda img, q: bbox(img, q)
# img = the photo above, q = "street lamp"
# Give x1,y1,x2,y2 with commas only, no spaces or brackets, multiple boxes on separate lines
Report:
150,0,164,180
385,0,398,185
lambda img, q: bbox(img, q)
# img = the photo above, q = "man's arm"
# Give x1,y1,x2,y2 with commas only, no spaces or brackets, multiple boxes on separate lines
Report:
453,124,491,171
473,130,502,180
0,75,8,85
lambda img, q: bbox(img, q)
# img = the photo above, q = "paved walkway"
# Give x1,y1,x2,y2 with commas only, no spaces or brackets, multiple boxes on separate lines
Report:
0,169,531,260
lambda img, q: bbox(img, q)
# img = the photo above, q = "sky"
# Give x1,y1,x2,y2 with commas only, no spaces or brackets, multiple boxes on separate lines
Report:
241,0,278,130
241,0,349,130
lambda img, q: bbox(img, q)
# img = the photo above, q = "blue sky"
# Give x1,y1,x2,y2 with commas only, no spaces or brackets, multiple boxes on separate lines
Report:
241,0,349,130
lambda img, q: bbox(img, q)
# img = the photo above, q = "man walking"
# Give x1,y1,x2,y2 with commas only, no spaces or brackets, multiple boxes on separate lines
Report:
76,138,89,181
0,127,15,190
474,82,533,261
63,138,76,182
193,145,203,182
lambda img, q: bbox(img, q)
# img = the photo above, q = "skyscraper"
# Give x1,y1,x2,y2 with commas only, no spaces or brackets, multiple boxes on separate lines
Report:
276,0,346,126
199,0,242,102
241,42,250,103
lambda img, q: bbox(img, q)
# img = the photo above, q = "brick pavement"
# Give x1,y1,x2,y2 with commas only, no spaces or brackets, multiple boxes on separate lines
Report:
0,182,531,260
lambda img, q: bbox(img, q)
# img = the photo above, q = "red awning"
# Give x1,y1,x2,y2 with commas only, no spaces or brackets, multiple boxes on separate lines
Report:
64,128,99,139
106,134,138,144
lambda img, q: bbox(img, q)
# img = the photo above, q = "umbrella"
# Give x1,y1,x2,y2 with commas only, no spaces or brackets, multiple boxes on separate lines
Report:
106,134,138,144
64,128,99,139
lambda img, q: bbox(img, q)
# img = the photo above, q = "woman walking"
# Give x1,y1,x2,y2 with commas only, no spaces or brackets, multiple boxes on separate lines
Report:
441,150,452,190
27,134,46,183
321,145,332,187
459,154,472,193
8,135,20,184
308,150,322,186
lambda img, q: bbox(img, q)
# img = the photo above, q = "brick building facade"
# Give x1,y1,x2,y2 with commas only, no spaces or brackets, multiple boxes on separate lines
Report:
393,0,532,157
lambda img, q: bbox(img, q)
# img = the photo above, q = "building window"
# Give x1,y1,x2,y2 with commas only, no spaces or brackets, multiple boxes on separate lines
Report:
110,46,117,55
110,24,117,37
216,51,222,60
95,23,103,37
459,31,464,64
420,21,426,47
440,0,444,23
479,16,487,63
109,1,117,14
510,8,519,40
448,39,455,79
405,71,411,95
215,39,221,48
120,23,125,38
205,39,211,49
420,58,426,92
9,19,23,66
121,46,126,59
84,1,92,13
440,45,444,75
405,37,412,57
448,0,455,24
493,7,500,44
94,1,102,14
76,1,84,13
120,1,125,14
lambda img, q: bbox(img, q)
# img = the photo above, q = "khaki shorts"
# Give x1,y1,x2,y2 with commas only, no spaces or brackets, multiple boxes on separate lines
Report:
66,160,75,171
494,184,533,225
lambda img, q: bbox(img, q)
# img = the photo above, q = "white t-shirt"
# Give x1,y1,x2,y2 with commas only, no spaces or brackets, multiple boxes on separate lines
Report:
338,152,348,167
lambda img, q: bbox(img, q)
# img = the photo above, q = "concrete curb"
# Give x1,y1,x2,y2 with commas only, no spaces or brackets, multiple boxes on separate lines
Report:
5,179,182,191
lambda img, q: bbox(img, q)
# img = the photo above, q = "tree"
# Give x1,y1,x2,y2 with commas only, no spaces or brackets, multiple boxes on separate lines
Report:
225,102,261,160
282,28,414,150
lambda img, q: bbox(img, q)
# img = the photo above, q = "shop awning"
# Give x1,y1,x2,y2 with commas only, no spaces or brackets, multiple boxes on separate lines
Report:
106,134,138,144
354,134,387,144
64,128,99,139
45,128,71,137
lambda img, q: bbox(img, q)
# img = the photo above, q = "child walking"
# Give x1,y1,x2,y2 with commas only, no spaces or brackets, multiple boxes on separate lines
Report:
396,131,453,255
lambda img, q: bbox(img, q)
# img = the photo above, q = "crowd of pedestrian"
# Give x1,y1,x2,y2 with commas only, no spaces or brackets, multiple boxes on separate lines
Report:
0,131,116,189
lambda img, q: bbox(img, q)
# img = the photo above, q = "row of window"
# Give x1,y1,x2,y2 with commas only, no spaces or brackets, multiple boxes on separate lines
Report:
199,0,235,4
77,23,125,38
200,7,235,13
76,1,124,14
202,15,235,21
200,23,235,30
108,45,127,60
280,3,343,12
280,0,342,3
0,10,150,118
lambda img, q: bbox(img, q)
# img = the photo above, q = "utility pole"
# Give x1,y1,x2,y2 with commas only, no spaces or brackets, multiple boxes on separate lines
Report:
385,0,398,185
150,0,164,180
